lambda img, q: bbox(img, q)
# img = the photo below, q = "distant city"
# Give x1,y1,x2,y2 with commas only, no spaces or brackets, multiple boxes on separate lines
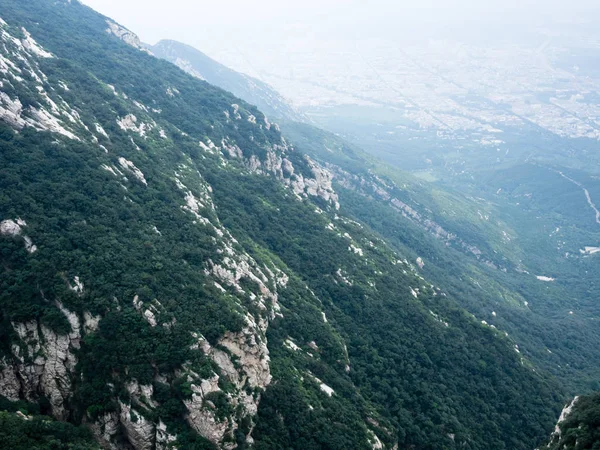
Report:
213,28,600,145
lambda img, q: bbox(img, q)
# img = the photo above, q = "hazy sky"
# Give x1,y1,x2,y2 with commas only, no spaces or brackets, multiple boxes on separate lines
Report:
81,0,600,53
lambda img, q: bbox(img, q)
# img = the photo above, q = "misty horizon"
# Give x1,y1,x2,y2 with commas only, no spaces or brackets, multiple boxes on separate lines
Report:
82,0,600,55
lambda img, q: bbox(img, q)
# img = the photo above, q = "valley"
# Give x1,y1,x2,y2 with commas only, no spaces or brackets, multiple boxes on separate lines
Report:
554,169,600,225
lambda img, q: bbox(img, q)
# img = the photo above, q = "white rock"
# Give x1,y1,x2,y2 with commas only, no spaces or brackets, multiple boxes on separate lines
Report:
0,358,21,401
10,316,81,420
369,431,383,450
20,28,53,58
83,311,101,333
68,276,84,296
320,383,334,396
143,309,157,327
133,101,148,112
581,246,600,255
105,20,150,54
231,104,241,120
89,411,120,448
214,324,272,390
95,123,109,139
156,420,177,450
28,107,80,140
349,244,364,256
1,220,37,253
102,164,122,178
119,401,156,450
0,92,27,129
119,157,147,185
284,339,300,351
548,396,579,444
117,114,150,137
185,400,231,445
126,380,158,408
0,219,22,236
536,275,555,282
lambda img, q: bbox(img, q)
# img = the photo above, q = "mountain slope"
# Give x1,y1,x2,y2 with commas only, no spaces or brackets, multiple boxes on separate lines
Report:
0,1,563,449
544,394,600,450
280,121,600,392
149,39,303,123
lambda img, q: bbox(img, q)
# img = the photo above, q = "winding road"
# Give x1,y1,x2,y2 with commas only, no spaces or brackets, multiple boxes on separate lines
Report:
555,170,600,225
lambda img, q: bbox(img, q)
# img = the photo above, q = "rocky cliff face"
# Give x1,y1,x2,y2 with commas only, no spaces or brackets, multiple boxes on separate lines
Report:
1,307,81,420
91,169,284,448
543,397,579,449
86,400,177,450
183,201,286,445
0,236,280,450
105,20,151,54
183,319,272,447
214,106,340,210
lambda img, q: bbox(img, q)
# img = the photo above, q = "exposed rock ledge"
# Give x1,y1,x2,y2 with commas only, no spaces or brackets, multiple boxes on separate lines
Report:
208,135,340,209
183,313,273,447
182,223,282,446
0,308,82,420
1,218,37,253
105,20,152,55
544,396,580,448
88,404,177,450
247,145,340,209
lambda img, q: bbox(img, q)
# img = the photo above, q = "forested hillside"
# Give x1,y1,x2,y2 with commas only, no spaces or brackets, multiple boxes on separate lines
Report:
545,394,600,450
280,120,600,393
0,1,565,449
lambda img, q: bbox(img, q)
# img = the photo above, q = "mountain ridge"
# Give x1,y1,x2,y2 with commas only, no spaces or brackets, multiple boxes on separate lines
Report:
149,39,304,123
